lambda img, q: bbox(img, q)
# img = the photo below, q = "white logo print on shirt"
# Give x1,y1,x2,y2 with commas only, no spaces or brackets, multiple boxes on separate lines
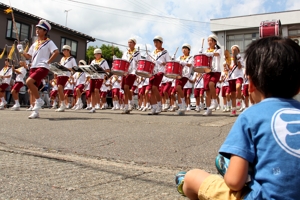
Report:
271,108,300,158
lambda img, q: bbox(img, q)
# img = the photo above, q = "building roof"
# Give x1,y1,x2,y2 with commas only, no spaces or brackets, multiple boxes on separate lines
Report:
210,9,300,32
0,3,95,42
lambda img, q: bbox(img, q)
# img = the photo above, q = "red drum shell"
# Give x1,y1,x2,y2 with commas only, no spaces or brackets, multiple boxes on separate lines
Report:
136,60,155,78
165,61,182,79
259,20,281,38
194,54,213,73
112,59,130,76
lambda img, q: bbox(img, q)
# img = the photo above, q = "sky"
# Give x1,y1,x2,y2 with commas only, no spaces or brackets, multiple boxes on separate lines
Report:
2,0,300,56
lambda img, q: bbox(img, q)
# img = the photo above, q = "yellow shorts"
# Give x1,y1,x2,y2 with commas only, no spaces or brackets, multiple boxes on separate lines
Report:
198,175,249,200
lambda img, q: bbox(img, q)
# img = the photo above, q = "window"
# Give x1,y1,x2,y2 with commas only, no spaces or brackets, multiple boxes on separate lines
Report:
61,37,78,57
6,19,30,41
226,33,259,53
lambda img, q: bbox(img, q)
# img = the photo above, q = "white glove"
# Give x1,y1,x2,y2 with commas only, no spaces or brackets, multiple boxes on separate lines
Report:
156,60,162,66
17,44,24,53
199,48,203,54
180,61,187,66
113,55,117,60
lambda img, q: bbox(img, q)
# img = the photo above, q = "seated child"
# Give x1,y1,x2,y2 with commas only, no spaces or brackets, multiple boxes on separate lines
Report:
175,36,300,200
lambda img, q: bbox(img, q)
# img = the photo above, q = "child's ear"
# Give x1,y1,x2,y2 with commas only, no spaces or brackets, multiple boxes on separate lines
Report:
248,76,256,93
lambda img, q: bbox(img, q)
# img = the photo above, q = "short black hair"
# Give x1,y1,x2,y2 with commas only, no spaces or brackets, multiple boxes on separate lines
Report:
245,36,300,98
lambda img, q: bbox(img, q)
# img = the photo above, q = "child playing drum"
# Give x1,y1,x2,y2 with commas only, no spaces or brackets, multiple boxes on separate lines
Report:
175,36,300,200
202,35,222,116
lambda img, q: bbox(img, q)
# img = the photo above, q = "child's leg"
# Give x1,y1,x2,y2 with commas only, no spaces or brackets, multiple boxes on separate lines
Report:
183,169,210,199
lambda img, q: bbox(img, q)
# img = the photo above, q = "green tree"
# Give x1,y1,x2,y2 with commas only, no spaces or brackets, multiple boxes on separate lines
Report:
86,44,123,64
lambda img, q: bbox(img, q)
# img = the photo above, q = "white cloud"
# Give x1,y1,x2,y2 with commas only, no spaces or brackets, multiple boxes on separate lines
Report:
286,0,300,10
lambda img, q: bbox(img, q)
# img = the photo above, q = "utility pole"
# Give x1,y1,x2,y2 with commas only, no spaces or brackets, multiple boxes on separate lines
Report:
64,9,72,27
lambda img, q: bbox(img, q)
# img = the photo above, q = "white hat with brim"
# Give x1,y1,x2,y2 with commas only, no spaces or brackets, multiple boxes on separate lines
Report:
36,20,51,31
182,43,191,50
79,60,87,65
62,45,71,51
94,49,102,54
231,45,240,51
128,38,136,44
208,34,218,42
153,36,163,43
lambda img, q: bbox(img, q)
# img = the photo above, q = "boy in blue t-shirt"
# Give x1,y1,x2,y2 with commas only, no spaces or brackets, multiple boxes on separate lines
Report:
175,36,300,200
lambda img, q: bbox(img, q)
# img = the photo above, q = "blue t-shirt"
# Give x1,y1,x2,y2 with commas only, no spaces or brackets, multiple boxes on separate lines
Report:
219,98,300,200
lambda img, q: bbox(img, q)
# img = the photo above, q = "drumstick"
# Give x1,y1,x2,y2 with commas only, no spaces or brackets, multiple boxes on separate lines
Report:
173,47,179,60
200,38,204,53
145,44,156,61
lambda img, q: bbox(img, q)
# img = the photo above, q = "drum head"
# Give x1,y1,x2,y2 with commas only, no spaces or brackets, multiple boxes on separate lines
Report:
112,70,126,76
165,73,182,79
136,71,152,78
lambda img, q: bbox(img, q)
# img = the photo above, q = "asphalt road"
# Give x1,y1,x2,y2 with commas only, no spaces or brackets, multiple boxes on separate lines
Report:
0,108,237,199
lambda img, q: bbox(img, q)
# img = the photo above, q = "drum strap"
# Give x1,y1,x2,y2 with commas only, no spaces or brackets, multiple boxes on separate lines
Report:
228,65,238,79
63,56,74,65
2,67,12,76
195,74,204,87
32,39,51,63
155,50,167,61
129,51,140,63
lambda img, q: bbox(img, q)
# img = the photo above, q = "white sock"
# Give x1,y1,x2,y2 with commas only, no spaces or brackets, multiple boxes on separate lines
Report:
125,104,128,109
157,101,161,106
146,103,150,107
1,97,5,102
181,98,185,103
61,102,66,106
141,102,144,107
15,100,19,105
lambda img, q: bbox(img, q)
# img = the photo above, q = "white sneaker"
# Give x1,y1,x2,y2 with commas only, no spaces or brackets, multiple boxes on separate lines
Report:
71,104,77,110
225,107,230,112
216,105,220,110
86,106,92,110
95,104,100,110
239,107,245,112
27,105,33,111
1,100,7,107
121,108,130,114
89,108,96,113
230,109,237,117
155,105,162,114
186,106,191,111
75,103,83,110
148,107,157,115
28,111,39,119
222,106,227,112
139,106,144,111
209,100,218,110
11,104,20,111
116,105,121,110
203,109,212,116
128,104,133,111
32,99,44,111
195,107,200,112
142,107,147,112
56,104,66,112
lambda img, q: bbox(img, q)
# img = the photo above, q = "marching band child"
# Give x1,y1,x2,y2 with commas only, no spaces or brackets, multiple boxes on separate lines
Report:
183,75,194,112
89,48,110,113
221,64,231,112
11,61,28,110
147,36,170,115
203,34,222,116
63,78,73,109
50,75,58,109
56,45,77,112
111,75,122,110
23,20,59,119
0,58,13,109
168,79,177,112
121,38,141,114
71,60,87,110
100,75,110,110
142,78,151,112
176,44,193,113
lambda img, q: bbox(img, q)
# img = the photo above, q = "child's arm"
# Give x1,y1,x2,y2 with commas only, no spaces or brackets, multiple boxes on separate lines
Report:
224,155,249,191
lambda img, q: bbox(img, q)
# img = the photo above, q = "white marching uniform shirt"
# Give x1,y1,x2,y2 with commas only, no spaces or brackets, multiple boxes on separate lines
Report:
171,79,176,87
73,72,86,86
64,80,73,90
27,39,58,69
148,49,170,74
0,66,13,85
59,56,77,77
112,76,122,89
228,56,245,80
205,48,222,73
122,49,141,75
90,59,110,79
15,67,27,84
220,72,229,87
177,55,194,78
183,75,194,89
100,80,110,92
193,73,204,89
143,78,149,87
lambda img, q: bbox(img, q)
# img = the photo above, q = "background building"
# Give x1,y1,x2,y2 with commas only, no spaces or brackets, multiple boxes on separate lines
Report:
210,10,300,101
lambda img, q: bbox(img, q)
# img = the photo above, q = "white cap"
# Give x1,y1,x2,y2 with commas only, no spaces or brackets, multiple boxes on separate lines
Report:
153,36,163,43
208,34,218,42
231,45,240,51
62,45,71,51
128,38,136,44
36,19,51,31
94,48,102,54
79,60,87,65
182,43,191,50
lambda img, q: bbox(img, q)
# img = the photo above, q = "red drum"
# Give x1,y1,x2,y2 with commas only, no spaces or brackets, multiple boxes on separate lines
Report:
194,53,213,73
165,61,182,79
112,59,130,76
136,59,155,78
259,19,281,38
